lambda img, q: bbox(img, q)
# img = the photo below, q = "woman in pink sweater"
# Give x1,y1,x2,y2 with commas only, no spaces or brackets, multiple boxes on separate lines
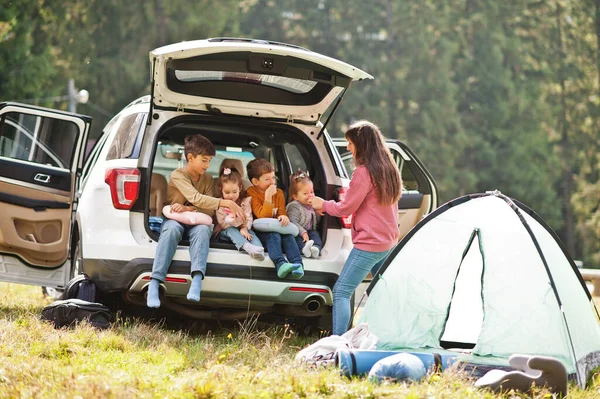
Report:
309,120,402,335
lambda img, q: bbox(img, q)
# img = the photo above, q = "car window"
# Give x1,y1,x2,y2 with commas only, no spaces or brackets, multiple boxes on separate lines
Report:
284,143,308,174
106,113,145,160
81,132,110,187
336,143,418,192
153,144,256,182
0,111,78,169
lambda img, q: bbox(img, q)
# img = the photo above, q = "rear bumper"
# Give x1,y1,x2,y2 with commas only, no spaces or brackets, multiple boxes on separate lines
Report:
83,257,337,307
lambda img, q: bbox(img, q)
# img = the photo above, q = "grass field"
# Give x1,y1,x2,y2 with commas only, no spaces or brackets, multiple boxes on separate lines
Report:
1,282,599,398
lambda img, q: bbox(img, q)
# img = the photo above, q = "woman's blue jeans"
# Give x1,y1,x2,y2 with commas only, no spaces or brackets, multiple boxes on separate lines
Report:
218,226,262,250
151,219,213,282
332,247,391,335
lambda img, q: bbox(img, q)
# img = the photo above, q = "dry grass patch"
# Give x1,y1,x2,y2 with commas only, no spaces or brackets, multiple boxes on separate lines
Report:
1,282,600,398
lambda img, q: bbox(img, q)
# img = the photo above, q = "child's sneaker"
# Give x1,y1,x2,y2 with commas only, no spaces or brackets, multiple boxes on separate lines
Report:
302,240,314,257
310,246,320,258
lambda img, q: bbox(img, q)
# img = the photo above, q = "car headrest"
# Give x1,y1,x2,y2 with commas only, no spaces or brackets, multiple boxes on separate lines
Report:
219,158,245,179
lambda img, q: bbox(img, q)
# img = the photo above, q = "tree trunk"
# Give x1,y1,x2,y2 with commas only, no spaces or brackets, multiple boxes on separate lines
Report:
596,0,600,90
555,2,576,254
155,0,167,46
385,0,397,138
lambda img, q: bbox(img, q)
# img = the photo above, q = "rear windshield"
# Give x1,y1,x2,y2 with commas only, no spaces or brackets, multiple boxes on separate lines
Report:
165,52,352,106
175,71,318,94
152,120,327,201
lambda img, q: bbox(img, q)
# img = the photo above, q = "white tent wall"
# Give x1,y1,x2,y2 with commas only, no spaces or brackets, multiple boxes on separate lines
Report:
358,194,600,386
359,210,477,349
525,208,600,383
471,198,571,367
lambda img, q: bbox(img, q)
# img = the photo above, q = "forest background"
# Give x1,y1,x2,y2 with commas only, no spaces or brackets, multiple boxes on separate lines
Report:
1,0,599,268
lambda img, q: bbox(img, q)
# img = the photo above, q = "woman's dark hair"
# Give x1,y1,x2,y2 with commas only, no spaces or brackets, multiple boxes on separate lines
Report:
345,120,402,206
289,169,312,200
218,165,246,204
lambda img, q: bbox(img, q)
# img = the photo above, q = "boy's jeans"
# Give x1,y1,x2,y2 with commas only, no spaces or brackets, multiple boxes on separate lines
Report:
151,219,213,282
256,231,302,270
294,230,322,252
218,227,262,250
332,247,391,335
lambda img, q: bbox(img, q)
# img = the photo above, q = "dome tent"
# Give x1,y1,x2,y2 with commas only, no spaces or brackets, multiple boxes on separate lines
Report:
357,191,600,387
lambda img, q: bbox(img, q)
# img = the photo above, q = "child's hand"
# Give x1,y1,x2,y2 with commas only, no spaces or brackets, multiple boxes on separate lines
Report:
171,203,185,213
278,215,290,226
265,184,277,200
223,200,246,222
316,209,325,216
240,227,252,241
302,232,309,242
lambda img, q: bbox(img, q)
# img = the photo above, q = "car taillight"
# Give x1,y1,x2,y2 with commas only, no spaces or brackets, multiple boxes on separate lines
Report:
104,168,141,210
338,186,352,229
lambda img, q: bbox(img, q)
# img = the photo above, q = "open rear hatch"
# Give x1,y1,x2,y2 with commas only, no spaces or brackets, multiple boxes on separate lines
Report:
149,38,373,123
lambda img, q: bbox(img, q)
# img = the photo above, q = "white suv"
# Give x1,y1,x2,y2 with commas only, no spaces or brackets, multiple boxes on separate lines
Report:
0,38,437,328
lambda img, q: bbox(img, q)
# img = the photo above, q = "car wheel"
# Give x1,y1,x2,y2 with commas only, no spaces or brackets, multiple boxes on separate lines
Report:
41,238,82,300
41,286,64,300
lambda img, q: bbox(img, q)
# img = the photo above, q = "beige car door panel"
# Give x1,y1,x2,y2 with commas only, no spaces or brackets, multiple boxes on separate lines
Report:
397,193,432,240
0,103,90,284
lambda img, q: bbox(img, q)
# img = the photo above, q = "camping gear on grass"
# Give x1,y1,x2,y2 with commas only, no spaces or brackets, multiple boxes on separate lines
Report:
62,273,97,302
295,323,378,367
41,298,114,329
474,354,568,396
356,191,600,387
335,348,457,378
368,352,427,382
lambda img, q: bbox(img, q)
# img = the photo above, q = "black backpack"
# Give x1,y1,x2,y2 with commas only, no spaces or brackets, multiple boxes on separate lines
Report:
41,298,114,329
62,273,97,302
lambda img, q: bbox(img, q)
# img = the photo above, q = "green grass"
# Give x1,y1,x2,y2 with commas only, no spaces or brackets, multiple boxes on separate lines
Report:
1,283,600,398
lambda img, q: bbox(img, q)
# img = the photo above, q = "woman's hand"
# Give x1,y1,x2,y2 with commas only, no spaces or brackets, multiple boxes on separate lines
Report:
301,232,309,242
240,227,252,241
278,215,290,226
308,196,325,210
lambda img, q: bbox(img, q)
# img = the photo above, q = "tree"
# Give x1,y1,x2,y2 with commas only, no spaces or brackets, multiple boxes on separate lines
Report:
0,1,69,104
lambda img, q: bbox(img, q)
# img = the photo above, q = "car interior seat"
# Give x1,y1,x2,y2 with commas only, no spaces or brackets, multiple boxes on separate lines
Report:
149,173,168,216
213,158,252,196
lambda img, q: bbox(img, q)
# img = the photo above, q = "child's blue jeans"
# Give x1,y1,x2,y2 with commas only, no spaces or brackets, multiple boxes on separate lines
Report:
151,219,213,282
294,230,322,252
256,231,302,270
218,226,262,250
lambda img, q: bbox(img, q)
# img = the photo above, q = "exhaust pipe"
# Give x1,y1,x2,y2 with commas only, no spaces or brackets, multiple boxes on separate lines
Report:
303,296,323,313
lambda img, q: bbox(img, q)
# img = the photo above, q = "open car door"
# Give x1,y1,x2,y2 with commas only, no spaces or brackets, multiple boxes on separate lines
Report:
0,102,91,288
333,138,438,241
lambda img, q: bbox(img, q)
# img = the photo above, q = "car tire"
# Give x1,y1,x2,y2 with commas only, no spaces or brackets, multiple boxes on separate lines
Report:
41,237,82,300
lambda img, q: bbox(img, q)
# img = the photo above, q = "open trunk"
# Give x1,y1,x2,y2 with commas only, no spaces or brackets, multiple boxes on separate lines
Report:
144,116,335,247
